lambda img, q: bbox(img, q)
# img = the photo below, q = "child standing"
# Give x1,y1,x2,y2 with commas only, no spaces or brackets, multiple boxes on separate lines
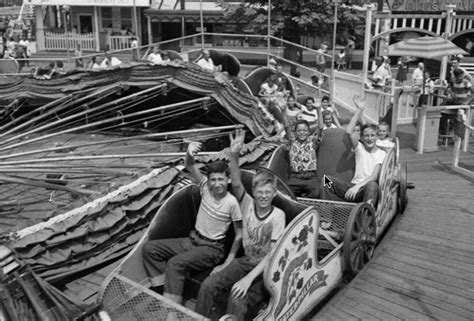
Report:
336,49,346,70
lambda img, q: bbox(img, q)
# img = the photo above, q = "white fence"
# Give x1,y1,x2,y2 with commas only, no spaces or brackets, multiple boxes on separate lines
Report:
109,36,134,51
44,32,95,51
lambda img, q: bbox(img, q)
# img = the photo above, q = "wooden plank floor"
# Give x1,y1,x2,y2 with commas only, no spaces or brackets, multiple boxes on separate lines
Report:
314,126,474,320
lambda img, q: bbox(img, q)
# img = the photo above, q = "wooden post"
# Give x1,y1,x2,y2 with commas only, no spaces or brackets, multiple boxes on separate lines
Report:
35,6,45,51
440,5,456,82
147,15,152,45
94,6,100,51
267,0,271,66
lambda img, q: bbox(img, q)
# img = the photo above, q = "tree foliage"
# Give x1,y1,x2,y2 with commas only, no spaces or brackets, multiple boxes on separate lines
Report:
217,0,369,46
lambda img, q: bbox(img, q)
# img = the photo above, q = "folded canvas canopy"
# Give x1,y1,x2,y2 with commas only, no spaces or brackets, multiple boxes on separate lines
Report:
0,62,277,138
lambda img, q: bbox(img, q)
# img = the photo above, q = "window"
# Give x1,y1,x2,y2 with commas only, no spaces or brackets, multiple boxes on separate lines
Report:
101,8,113,29
120,8,132,31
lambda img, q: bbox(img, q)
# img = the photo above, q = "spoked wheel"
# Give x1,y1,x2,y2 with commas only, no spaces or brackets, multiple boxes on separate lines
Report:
343,203,376,279
398,162,408,213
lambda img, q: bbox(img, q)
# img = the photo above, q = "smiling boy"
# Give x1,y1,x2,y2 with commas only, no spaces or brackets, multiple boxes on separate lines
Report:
195,128,285,320
321,97,386,206
142,141,242,304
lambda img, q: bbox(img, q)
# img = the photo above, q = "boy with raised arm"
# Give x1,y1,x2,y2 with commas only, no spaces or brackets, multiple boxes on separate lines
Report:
142,142,242,304
320,96,386,206
195,128,286,321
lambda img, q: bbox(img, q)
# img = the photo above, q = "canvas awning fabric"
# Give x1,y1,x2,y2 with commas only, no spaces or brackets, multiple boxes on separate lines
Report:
387,36,468,59
6,138,277,284
0,62,275,138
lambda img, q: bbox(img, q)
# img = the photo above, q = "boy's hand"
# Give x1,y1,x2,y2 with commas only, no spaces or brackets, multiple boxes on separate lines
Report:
313,98,322,108
229,127,245,157
230,274,253,299
187,142,202,157
352,94,365,110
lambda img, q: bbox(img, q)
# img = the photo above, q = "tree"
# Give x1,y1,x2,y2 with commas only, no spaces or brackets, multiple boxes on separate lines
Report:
217,0,369,49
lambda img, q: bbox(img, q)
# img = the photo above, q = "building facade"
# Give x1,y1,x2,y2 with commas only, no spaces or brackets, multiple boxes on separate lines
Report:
28,0,149,52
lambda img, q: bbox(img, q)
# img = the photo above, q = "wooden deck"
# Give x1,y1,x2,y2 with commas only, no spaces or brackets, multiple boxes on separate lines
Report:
313,126,474,320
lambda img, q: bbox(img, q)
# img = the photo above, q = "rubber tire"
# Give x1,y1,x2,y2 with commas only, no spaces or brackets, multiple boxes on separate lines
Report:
343,203,376,280
398,162,408,213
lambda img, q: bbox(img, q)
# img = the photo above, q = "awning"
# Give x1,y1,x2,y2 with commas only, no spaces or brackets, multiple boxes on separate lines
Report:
144,9,230,23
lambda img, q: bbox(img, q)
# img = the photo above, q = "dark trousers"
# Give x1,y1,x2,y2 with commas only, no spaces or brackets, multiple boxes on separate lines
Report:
142,231,224,296
288,172,319,198
320,175,379,204
195,256,267,321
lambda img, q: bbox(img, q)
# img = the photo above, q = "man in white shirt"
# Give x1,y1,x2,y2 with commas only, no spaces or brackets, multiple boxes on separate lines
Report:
412,62,424,87
100,55,122,68
147,46,163,65
197,49,220,73
368,56,390,88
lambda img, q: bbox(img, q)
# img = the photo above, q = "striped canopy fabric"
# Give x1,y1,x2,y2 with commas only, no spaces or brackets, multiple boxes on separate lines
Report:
387,36,468,59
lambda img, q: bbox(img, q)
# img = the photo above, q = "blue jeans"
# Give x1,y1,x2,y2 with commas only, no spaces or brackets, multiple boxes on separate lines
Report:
142,231,225,296
195,256,268,320
320,175,379,204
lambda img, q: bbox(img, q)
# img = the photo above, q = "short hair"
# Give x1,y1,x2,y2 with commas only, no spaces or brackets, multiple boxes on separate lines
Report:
361,123,378,134
451,56,460,62
49,62,56,68
56,60,64,68
321,95,329,102
305,97,314,104
252,170,277,191
453,68,463,77
294,119,310,131
322,110,332,118
206,161,230,177
378,121,390,130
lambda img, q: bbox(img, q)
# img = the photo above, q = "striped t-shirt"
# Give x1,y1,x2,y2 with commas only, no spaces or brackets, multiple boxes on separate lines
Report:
195,177,242,240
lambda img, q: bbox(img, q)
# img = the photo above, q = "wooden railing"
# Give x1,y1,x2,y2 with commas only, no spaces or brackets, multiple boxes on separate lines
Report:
452,110,473,178
44,32,95,51
109,36,134,51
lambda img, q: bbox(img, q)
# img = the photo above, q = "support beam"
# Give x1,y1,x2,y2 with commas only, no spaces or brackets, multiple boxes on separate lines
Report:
94,6,100,52
362,4,375,98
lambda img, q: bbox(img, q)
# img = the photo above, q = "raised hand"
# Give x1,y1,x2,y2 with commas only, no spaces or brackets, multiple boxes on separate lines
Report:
187,142,202,157
352,94,365,111
229,127,245,157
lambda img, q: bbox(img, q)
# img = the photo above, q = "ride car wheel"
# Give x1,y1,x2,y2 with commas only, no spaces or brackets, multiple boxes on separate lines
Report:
343,203,376,279
398,162,408,213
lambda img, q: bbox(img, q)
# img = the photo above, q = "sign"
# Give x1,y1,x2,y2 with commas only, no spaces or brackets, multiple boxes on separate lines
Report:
389,0,474,11
196,27,207,32
27,0,150,7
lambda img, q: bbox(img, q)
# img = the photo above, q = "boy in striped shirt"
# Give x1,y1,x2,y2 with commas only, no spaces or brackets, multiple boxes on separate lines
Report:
142,142,243,304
